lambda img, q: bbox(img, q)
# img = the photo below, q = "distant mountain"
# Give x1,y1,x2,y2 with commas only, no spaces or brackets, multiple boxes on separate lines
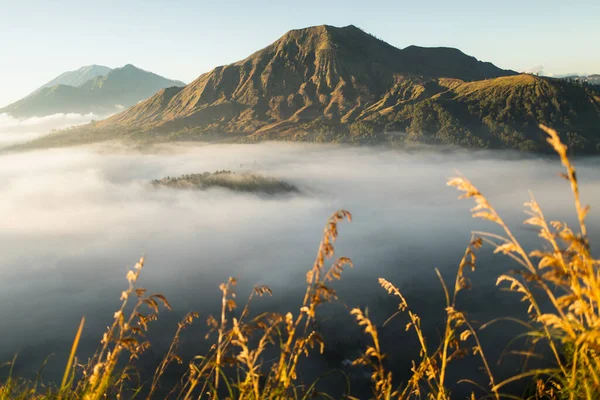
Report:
560,74,600,87
1,65,185,118
18,25,600,153
587,75,600,85
37,65,112,90
2,85,94,116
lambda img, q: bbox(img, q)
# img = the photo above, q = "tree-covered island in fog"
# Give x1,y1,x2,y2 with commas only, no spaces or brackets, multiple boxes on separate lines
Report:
151,170,299,194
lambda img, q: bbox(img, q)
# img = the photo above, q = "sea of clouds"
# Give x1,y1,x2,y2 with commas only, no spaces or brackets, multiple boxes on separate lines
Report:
0,111,117,148
0,138,599,396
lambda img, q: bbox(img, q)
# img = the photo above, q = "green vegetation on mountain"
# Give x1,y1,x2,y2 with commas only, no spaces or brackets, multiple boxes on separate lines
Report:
16,25,600,153
376,75,600,152
0,65,185,118
151,170,299,194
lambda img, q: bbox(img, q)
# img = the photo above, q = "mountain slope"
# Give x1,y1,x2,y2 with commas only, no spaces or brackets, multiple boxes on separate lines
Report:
375,75,600,151
19,25,600,153
37,65,112,90
0,85,92,116
1,65,185,118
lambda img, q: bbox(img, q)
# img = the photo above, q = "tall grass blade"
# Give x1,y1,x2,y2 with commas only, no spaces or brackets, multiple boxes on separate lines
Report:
59,316,85,396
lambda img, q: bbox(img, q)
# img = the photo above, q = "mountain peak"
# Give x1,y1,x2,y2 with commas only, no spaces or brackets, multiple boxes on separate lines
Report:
104,64,185,86
79,64,185,91
284,24,363,36
285,24,342,32
78,64,112,72
275,24,377,47
234,23,403,79
120,64,140,70
35,65,112,92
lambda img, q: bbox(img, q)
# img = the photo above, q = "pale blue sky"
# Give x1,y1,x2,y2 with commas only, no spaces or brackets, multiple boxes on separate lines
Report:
1,0,599,108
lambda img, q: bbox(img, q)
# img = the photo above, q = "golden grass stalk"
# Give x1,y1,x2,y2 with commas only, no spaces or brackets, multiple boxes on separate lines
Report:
448,124,600,399
180,210,352,399
367,238,497,400
147,311,198,399
58,316,85,397
351,307,395,399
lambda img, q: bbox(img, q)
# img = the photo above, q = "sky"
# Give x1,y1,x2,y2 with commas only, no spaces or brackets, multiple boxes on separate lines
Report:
0,0,599,108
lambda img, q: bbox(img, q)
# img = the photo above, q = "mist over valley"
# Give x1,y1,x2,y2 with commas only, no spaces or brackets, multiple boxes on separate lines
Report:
1,139,599,396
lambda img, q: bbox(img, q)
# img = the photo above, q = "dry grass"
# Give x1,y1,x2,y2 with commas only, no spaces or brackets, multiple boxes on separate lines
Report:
1,124,599,399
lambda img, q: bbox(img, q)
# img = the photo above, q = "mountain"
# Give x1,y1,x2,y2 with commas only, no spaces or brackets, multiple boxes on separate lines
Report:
1,65,185,118
1,85,94,116
97,25,515,132
587,74,600,86
37,65,112,90
560,74,600,87
18,25,600,153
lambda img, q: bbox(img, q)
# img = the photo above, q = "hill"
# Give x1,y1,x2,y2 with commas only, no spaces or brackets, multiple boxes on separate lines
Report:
375,75,600,151
1,65,185,118
17,25,600,152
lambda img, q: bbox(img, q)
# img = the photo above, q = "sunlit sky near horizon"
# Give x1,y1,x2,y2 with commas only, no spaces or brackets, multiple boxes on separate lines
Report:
0,0,599,108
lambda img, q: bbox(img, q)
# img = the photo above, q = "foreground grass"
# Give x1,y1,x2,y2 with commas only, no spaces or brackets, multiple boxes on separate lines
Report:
1,124,598,399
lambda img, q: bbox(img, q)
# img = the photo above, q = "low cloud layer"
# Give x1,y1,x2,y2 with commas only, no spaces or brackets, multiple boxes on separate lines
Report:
0,112,114,147
1,142,599,396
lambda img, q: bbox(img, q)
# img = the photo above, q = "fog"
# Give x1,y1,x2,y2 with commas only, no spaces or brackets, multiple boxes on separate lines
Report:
1,141,599,397
0,112,113,148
